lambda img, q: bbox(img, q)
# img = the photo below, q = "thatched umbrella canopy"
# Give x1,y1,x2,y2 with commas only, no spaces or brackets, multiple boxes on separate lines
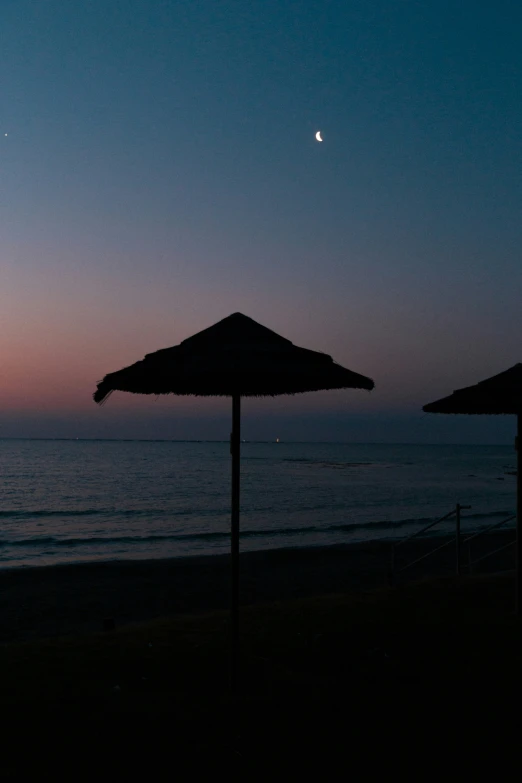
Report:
93,312,375,400
423,363,522,609
94,312,375,688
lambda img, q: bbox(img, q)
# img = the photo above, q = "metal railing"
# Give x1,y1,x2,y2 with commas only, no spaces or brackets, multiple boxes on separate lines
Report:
390,504,470,585
390,504,517,584
463,514,516,574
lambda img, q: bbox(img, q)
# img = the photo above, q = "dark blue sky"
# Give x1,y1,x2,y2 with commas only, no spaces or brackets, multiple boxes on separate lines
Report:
1,0,521,442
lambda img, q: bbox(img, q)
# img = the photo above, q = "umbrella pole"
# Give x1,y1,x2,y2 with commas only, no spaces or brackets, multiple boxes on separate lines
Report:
230,394,241,692
515,413,522,614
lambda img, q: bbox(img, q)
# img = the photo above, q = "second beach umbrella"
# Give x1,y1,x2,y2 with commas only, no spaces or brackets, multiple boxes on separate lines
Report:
93,312,375,687
423,363,522,610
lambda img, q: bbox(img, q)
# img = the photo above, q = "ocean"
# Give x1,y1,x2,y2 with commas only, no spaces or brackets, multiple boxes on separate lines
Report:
0,439,516,569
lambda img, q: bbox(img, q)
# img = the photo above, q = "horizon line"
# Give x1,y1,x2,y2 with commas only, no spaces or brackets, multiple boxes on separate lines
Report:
0,437,512,447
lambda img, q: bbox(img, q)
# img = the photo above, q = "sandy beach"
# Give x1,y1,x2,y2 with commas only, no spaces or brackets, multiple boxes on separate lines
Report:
0,528,515,643
1,557,520,779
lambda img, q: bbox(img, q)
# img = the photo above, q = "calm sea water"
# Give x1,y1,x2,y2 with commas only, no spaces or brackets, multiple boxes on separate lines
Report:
0,439,516,569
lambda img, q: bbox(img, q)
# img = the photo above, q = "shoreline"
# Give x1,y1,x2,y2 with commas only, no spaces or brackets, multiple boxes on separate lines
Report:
0,529,515,644
0,516,516,573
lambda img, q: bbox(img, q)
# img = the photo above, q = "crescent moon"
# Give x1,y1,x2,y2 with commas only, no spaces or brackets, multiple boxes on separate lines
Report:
315,131,323,142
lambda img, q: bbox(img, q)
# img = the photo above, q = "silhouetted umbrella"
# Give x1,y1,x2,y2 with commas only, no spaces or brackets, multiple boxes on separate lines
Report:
93,312,375,688
423,363,522,609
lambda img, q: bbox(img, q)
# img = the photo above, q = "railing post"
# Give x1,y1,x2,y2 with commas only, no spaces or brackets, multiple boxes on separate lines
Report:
515,410,522,614
456,503,461,577
392,506,472,583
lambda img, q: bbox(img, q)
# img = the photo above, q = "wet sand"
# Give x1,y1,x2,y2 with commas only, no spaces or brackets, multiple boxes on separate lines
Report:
0,529,515,643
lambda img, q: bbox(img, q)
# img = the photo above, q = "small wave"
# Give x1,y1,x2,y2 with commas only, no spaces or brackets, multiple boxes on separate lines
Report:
0,509,107,520
0,521,415,549
464,510,514,521
283,459,374,468
0,513,489,549
282,458,322,463
0,531,238,549
0,506,229,521
0,508,514,551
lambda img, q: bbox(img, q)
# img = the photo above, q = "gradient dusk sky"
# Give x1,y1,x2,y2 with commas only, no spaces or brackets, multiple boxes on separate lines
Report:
1,0,521,442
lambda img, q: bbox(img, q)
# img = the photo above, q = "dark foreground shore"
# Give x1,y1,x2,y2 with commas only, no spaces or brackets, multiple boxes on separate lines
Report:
0,528,515,643
1,567,521,779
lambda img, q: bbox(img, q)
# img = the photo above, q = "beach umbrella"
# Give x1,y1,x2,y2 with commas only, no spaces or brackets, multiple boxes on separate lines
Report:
423,363,522,609
93,312,375,688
